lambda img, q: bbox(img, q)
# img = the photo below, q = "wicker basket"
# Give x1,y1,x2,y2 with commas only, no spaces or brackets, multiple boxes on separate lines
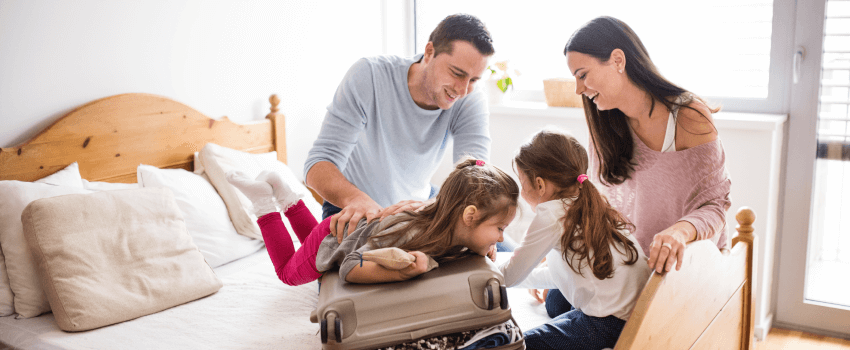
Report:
543,78,583,107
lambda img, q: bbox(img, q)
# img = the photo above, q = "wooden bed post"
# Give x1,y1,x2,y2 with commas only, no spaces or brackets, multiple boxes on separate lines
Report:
265,94,287,165
264,94,325,205
734,207,757,350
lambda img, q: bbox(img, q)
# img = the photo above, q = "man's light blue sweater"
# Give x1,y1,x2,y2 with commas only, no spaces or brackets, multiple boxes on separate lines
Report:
304,54,490,207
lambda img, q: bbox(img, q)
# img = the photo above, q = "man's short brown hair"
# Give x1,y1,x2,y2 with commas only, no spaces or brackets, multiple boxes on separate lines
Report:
428,14,494,57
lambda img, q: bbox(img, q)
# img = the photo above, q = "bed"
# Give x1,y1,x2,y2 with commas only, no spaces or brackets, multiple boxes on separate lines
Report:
0,93,756,349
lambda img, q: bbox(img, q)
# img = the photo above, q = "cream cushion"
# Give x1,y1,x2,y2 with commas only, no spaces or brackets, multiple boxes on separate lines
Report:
137,165,264,268
197,143,322,240
20,188,222,332
362,247,439,272
0,163,86,317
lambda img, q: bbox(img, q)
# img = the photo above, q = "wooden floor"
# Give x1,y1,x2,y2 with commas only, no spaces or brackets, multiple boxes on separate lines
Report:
756,328,850,349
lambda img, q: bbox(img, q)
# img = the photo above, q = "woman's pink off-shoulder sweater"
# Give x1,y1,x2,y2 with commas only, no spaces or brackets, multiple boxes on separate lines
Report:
589,128,732,255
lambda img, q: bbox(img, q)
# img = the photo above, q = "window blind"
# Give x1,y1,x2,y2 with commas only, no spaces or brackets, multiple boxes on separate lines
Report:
817,0,850,160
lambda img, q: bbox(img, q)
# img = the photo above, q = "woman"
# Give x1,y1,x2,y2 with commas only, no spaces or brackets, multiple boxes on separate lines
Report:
542,16,732,321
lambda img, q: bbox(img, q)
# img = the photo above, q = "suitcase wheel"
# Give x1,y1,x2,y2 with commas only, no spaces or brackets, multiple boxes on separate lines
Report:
320,319,328,344
321,312,343,344
485,284,495,310
500,285,509,310
334,317,343,343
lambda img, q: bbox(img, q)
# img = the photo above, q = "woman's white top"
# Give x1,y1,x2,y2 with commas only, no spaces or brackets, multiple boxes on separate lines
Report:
660,106,678,153
498,199,652,320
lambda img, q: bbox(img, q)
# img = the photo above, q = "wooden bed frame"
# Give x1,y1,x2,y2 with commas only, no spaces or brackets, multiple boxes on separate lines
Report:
0,93,287,183
0,93,756,349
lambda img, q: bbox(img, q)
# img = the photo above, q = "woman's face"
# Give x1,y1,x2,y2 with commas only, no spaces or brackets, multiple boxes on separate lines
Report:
566,51,623,111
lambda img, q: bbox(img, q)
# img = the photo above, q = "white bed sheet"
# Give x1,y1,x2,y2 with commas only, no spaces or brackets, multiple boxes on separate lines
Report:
0,248,320,350
0,250,551,350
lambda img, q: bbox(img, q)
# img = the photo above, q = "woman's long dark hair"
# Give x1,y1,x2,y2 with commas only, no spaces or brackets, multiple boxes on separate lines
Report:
515,130,638,279
564,16,719,185
371,157,519,263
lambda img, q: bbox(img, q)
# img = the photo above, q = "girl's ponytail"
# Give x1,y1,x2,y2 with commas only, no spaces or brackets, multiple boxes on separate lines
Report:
561,174,638,280
515,129,639,280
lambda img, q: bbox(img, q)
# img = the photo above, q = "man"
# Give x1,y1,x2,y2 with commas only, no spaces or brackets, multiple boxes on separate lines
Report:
304,14,494,239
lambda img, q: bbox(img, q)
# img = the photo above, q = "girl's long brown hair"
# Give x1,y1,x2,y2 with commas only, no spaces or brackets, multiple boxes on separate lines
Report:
371,157,519,263
565,16,720,185
515,130,638,279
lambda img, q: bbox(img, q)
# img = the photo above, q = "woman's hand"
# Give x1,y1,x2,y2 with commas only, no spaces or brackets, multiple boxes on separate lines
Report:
397,251,430,280
647,222,695,273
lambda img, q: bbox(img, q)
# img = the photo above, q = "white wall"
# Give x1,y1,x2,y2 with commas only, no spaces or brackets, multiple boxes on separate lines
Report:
0,0,385,179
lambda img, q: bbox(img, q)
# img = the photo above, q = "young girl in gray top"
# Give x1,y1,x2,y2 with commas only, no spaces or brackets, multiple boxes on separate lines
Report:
226,157,518,285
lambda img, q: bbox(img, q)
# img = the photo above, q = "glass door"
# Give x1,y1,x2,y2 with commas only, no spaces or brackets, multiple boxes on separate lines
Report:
777,0,850,336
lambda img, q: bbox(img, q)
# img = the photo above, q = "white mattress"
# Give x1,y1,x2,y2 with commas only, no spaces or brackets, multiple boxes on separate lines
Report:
0,250,551,350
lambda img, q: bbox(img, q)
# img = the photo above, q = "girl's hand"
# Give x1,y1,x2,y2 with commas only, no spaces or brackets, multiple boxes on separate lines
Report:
397,251,430,280
528,289,548,303
647,226,690,273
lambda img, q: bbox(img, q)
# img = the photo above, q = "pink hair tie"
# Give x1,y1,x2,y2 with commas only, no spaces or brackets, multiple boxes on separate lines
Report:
475,160,485,166
577,174,588,184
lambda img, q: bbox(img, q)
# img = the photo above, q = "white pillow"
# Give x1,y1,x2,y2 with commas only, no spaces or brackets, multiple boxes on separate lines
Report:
0,183,91,318
81,179,139,191
137,165,264,268
193,151,204,174
34,162,84,188
0,162,84,317
197,143,323,241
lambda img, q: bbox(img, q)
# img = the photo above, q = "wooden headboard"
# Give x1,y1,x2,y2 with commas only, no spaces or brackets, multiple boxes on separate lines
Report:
0,93,286,183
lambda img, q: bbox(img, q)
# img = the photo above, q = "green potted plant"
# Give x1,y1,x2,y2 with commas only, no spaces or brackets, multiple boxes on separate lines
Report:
486,60,519,104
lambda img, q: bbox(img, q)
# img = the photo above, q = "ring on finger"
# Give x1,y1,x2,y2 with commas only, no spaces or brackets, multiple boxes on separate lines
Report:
661,242,673,250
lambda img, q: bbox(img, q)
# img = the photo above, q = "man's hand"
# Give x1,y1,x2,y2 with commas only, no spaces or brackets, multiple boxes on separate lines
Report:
377,198,435,220
330,194,382,243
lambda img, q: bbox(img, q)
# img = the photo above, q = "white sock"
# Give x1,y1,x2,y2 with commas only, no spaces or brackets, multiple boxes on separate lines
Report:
256,170,303,212
226,171,278,217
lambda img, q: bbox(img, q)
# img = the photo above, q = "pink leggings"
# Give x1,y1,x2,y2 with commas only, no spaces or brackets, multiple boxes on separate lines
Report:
257,200,331,286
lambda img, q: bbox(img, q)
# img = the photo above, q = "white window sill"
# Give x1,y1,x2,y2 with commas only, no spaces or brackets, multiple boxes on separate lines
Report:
489,101,788,131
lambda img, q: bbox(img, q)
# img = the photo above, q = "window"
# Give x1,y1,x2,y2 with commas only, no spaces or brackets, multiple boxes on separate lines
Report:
414,0,776,108
808,0,850,308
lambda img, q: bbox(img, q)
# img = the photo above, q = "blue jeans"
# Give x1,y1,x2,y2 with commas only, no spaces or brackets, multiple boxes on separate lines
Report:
545,289,572,318
524,305,625,350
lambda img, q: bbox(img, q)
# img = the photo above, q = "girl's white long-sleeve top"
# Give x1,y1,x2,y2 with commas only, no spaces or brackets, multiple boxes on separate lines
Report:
498,199,652,321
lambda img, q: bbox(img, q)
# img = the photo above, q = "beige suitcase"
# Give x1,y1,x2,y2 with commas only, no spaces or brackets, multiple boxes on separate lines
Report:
310,255,525,350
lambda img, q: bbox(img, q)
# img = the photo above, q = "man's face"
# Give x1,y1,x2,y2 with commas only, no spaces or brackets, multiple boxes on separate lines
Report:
419,40,489,110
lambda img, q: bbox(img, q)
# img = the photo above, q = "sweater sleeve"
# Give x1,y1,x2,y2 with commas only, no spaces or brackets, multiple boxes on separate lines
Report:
680,145,732,241
304,58,374,178
449,90,491,162
498,205,562,287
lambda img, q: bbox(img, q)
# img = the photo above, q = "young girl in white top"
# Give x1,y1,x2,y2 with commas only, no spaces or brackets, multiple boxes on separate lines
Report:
498,130,651,350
